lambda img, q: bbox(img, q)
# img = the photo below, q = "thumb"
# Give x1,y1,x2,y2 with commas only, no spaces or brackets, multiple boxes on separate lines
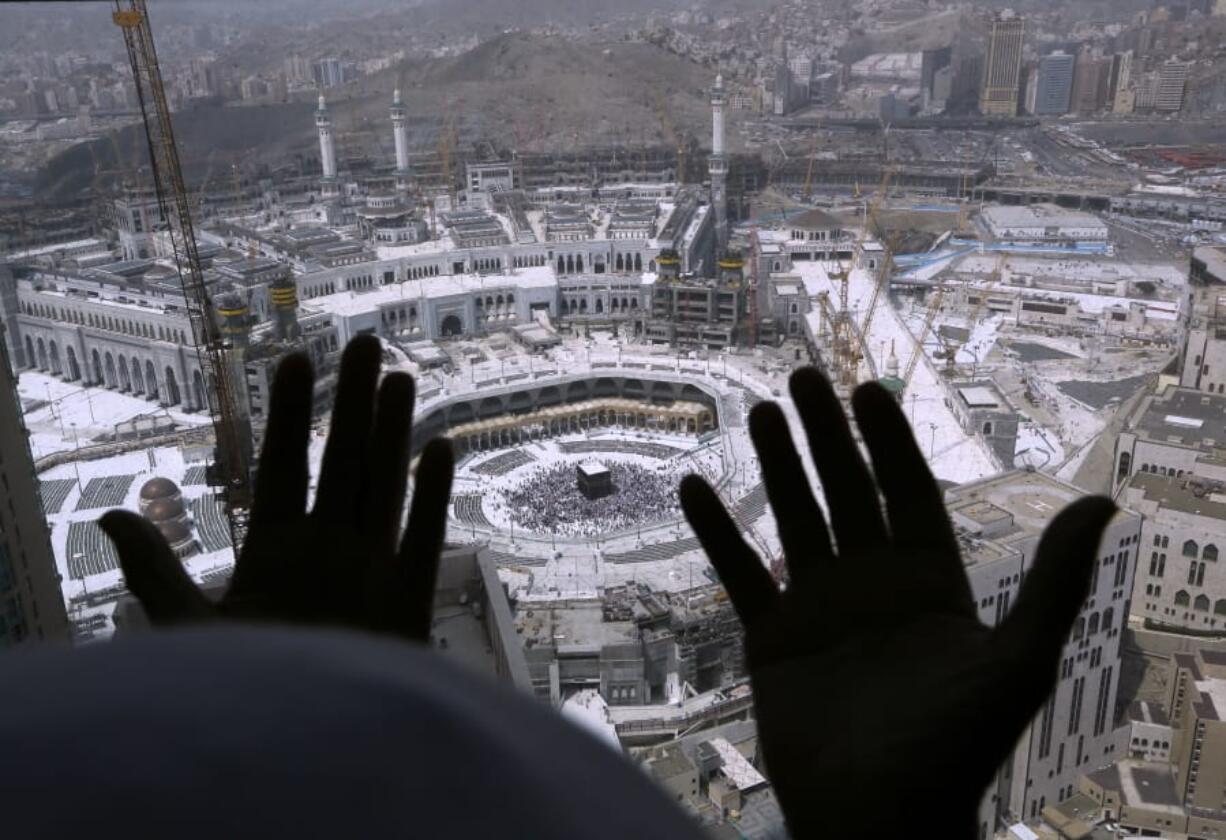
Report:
101,510,212,626
989,496,1117,716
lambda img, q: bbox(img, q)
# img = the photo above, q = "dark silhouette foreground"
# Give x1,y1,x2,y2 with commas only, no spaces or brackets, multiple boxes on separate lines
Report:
0,336,1114,838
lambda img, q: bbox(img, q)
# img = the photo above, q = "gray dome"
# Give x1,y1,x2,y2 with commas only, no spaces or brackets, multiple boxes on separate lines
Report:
156,519,193,546
143,497,186,523
139,477,181,502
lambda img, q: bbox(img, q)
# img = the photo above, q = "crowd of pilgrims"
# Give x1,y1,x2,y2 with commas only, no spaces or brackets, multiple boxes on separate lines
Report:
498,462,680,537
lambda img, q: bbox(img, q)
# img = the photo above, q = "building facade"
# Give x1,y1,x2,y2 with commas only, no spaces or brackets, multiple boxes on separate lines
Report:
980,13,1026,117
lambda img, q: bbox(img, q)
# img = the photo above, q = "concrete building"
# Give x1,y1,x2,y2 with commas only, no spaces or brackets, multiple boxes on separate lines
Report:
1034,52,1075,116
0,303,70,646
1113,386,1226,490
1078,648,1226,836
981,204,1110,245
1119,472,1226,632
1125,701,1173,763
1178,288,1226,394
980,13,1026,117
947,379,1020,469
517,583,744,708
1157,60,1191,112
643,249,745,349
1071,51,1111,114
943,471,1140,833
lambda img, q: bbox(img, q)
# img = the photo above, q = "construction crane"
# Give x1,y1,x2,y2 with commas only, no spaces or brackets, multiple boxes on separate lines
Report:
847,236,897,381
653,88,686,185
801,126,820,202
902,286,945,388
436,112,458,209
745,225,761,347
112,0,252,544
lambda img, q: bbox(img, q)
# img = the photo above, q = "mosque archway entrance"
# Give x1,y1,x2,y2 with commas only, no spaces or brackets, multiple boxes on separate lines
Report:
440,315,463,337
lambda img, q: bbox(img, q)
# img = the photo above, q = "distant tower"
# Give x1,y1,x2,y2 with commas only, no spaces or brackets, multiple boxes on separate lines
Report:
709,73,729,249
390,88,411,191
316,93,338,194
980,12,1026,117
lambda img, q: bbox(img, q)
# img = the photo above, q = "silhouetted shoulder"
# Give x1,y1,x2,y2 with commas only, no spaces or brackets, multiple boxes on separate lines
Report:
0,628,706,840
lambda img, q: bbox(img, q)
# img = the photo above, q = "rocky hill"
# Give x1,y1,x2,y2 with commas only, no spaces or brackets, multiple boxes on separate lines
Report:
40,32,723,198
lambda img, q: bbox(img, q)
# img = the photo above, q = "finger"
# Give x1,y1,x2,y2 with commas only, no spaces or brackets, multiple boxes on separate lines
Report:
392,437,455,641
749,401,833,586
250,353,314,525
990,496,1117,718
361,372,415,554
790,367,887,553
680,474,778,625
851,382,972,610
101,510,212,625
313,336,382,523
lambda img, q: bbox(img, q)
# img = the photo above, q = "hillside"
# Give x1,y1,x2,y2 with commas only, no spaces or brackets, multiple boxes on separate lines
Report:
39,32,723,199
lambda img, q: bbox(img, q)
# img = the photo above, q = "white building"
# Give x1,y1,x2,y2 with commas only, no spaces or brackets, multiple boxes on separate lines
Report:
945,471,1140,833
981,204,1110,247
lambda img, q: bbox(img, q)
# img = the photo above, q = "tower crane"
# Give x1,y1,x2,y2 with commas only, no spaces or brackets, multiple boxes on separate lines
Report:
801,125,820,202
902,286,945,388
653,88,686,185
112,0,252,544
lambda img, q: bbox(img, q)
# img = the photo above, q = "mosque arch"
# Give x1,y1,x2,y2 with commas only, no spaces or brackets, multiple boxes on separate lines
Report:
164,366,181,405
117,354,131,390
91,349,103,385
145,360,159,399
131,358,145,394
66,346,80,381
35,338,47,371
440,315,463,337
48,341,61,375
103,352,117,388
192,370,206,411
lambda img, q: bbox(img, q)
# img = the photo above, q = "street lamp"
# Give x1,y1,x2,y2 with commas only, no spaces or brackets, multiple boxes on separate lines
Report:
928,423,938,460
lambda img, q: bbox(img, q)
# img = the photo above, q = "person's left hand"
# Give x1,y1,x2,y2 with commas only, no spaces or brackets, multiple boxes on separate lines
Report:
101,335,454,641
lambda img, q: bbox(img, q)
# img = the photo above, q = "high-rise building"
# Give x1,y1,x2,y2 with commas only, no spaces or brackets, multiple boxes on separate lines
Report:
283,55,311,85
1034,51,1075,115
1071,51,1111,114
313,57,345,89
1107,51,1134,106
921,46,953,107
1157,60,1190,112
948,471,1140,834
980,12,1026,116
0,289,69,646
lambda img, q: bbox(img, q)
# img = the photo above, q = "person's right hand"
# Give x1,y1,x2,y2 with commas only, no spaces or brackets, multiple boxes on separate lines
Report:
101,335,454,642
680,367,1117,838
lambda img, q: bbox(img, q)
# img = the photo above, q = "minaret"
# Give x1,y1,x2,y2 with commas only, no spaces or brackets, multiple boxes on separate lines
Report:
390,88,410,191
709,73,729,249
316,93,337,194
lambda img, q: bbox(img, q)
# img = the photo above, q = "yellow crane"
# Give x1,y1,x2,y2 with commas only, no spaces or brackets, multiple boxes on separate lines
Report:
653,88,686,185
801,124,820,202
848,237,897,381
902,286,945,388
112,0,252,543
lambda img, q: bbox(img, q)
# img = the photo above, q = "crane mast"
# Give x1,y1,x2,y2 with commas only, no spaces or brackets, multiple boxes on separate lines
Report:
112,0,252,544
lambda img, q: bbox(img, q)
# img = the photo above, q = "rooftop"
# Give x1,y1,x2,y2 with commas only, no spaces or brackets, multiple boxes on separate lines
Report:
1086,760,1184,813
1125,472,1226,519
1132,386,1226,452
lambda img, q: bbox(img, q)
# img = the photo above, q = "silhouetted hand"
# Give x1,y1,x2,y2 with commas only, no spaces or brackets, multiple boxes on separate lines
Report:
680,368,1116,839
101,335,454,641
